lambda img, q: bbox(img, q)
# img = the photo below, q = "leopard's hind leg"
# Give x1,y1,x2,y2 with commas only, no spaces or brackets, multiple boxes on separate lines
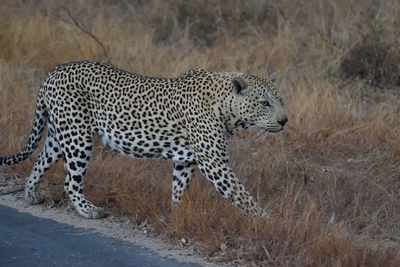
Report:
59,129,105,219
25,123,61,204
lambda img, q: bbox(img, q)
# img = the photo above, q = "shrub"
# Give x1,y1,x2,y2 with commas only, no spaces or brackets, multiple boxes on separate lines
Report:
340,21,400,87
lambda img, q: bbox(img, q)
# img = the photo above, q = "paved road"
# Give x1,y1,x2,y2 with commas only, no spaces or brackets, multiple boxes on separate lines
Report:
0,204,201,267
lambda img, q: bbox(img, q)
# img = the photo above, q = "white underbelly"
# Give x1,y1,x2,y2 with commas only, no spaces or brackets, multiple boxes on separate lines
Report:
97,131,195,163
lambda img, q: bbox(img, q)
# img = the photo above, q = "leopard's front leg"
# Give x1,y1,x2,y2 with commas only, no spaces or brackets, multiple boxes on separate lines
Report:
196,155,263,215
171,161,196,205
190,128,263,216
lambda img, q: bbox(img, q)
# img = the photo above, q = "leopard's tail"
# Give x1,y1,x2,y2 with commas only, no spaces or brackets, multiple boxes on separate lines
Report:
0,89,48,166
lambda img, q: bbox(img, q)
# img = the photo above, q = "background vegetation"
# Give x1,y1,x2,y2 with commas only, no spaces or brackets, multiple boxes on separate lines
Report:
1,0,400,265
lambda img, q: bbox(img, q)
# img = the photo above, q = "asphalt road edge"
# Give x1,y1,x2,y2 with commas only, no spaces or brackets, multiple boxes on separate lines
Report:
0,189,219,267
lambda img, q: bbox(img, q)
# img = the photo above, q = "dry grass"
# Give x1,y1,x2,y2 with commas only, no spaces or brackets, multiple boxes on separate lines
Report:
1,0,400,265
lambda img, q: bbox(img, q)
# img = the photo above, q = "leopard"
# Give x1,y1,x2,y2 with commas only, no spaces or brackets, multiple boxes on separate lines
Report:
0,61,288,219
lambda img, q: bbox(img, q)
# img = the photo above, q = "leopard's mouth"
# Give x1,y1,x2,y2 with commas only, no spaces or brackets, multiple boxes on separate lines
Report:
263,127,283,135
264,127,282,133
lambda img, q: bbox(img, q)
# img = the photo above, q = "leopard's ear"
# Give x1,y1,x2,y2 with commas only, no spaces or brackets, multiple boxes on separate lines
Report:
232,75,248,95
269,72,277,83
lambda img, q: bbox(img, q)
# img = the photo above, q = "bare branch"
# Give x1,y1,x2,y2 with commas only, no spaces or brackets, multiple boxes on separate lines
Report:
0,187,24,196
44,8,112,65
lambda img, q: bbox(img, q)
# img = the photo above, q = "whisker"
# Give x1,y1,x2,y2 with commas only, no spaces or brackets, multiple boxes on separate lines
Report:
254,130,269,143
259,132,270,142
250,130,265,142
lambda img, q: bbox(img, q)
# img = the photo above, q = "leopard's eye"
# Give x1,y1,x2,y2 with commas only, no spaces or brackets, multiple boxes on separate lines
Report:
260,100,271,107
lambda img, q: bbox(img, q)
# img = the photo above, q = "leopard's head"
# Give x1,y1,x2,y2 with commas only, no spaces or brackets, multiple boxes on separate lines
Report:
232,72,288,133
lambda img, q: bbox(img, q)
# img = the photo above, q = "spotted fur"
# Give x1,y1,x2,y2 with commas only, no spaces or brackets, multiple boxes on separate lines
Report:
0,61,287,219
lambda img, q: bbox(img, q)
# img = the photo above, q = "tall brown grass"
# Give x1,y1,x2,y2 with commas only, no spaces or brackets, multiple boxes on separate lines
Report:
1,0,400,265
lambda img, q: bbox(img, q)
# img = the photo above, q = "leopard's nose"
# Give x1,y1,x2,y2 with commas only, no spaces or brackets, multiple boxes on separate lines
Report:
278,117,288,127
